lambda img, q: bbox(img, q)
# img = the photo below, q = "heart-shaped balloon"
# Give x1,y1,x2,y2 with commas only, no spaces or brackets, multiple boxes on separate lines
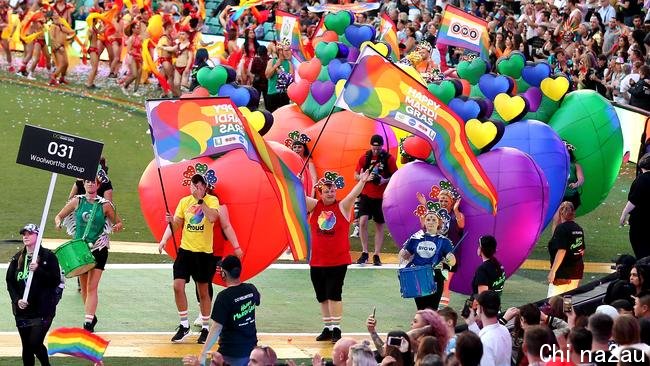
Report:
310,80,336,105
139,147,307,285
465,119,504,151
218,83,251,107
315,41,340,65
337,43,349,58
197,66,228,95
344,24,376,48
448,97,490,122
360,41,391,58
181,86,211,99
494,93,528,122
521,87,542,112
312,30,339,48
239,107,274,136
328,58,353,82
456,58,489,85
383,148,549,294
521,62,552,87
317,66,330,81
324,11,353,35
287,79,311,106
427,80,461,104
402,135,433,160
298,58,323,82
540,76,569,102
478,73,515,101
496,52,526,79
493,120,569,227
346,47,360,63
266,104,315,142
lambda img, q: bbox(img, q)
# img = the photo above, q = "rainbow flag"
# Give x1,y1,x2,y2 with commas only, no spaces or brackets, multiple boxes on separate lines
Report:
275,10,309,62
437,5,489,60
377,13,400,61
47,327,109,363
336,47,497,214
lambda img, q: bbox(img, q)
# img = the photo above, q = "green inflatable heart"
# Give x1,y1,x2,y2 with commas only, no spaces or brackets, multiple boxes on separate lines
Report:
315,42,339,65
427,81,459,104
456,58,488,85
324,11,351,35
548,90,623,216
196,66,227,95
522,95,558,123
318,65,330,81
496,52,525,79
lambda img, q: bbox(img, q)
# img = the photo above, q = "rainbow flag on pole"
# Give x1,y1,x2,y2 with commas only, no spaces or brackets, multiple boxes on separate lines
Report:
377,13,400,61
437,5,489,60
336,47,497,214
275,10,309,62
48,327,109,363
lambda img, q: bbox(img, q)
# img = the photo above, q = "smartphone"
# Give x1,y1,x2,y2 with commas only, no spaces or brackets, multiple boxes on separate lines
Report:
387,336,402,347
372,306,376,318
563,295,572,313
461,298,473,318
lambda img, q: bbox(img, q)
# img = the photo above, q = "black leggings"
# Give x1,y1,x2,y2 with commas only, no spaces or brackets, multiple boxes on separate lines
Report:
414,270,446,310
16,317,52,366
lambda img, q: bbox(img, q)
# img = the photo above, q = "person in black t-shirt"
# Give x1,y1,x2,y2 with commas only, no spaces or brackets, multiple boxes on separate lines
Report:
620,153,650,260
195,255,260,366
548,201,586,297
472,235,506,297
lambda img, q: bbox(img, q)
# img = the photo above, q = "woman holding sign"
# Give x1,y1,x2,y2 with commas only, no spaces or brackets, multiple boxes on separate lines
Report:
6,223,62,366
54,178,123,332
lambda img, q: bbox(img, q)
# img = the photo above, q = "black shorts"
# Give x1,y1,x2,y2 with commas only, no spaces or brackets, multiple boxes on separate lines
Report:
91,247,109,271
310,265,348,303
173,248,218,283
358,195,385,224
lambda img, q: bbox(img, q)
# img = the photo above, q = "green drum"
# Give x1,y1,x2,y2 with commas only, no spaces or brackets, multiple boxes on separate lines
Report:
54,239,96,278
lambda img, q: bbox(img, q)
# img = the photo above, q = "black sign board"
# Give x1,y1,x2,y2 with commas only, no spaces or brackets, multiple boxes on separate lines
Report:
16,125,104,181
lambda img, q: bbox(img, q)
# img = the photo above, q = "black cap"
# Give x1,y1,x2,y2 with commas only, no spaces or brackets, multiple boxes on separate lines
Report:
220,255,242,278
191,174,207,185
19,223,39,235
370,135,384,146
615,254,637,267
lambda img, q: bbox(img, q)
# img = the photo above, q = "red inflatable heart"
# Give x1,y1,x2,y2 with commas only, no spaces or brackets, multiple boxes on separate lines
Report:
298,58,322,82
138,144,307,285
287,79,311,106
265,104,315,143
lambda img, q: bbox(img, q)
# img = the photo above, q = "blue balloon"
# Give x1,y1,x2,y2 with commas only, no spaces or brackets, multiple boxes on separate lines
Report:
218,83,250,107
492,120,569,228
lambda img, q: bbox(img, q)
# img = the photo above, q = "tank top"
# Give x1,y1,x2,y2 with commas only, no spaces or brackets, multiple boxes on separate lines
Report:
75,196,106,244
267,58,290,95
309,200,352,267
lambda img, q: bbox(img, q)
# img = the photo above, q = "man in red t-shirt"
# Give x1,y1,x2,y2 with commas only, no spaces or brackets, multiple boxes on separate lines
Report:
305,170,371,343
354,135,398,266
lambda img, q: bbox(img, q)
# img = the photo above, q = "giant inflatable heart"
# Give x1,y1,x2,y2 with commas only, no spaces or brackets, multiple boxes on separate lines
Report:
383,148,549,294
139,146,307,286
265,104,315,142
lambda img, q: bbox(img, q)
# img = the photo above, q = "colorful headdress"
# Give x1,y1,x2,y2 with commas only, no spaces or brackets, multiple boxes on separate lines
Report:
416,40,432,53
413,199,451,225
284,130,311,148
314,171,345,191
182,162,217,189
431,180,461,201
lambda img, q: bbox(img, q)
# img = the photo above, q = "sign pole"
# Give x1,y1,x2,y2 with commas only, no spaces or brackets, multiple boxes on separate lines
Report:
22,172,58,302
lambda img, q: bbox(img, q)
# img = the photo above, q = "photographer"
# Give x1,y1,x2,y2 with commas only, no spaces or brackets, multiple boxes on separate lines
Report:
628,65,650,112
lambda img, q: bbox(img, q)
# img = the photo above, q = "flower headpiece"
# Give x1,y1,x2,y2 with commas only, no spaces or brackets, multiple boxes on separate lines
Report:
97,165,109,184
284,130,311,148
181,162,217,189
416,40,432,53
413,200,451,224
430,180,461,201
314,171,345,191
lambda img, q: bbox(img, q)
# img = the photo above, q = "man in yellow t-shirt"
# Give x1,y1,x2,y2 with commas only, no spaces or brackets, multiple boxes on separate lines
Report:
160,174,242,344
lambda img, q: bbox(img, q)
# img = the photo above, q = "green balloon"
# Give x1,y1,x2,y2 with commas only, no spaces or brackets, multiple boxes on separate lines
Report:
324,11,352,35
469,84,485,99
301,93,336,122
515,77,530,93
317,65,329,81
315,42,339,65
196,66,227,95
523,95,558,123
457,58,488,85
548,90,623,216
489,109,505,124
496,52,525,79
428,81,458,104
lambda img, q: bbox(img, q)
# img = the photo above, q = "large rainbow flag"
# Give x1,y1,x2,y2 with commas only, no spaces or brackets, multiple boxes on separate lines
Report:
437,5,489,60
377,13,400,61
275,10,310,62
145,98,310,259
336,47,497,214
47,327,109,363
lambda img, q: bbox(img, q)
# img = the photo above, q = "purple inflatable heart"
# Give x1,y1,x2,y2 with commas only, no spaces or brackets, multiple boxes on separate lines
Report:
337,43,349,58
383,148,549,295
347,47,360,63
521,62,551,87
328,59,353,82
448,98,481,122
475,98,494,119
310,80,335,104
478,73,513,101
521,87,542,112
344,24,376,48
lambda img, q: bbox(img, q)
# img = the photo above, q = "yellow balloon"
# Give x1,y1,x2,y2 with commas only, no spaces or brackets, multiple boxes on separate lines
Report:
239,107,266,133
360,41,390,57
147,14,163,43
397,64,426,85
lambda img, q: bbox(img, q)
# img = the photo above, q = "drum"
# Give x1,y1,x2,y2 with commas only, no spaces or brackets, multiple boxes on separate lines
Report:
54,239,96,278
398,266,436,298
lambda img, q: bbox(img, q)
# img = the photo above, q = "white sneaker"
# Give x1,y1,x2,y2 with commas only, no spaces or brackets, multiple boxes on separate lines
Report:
193,315,203,328
26,73,35,80
350,225,360,238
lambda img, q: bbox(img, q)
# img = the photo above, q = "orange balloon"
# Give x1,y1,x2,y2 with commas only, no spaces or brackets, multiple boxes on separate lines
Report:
402,135,432,160
312,30,338,48
459,78,472,97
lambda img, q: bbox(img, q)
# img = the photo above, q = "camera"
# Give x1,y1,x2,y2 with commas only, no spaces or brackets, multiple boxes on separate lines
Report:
461,296,474,318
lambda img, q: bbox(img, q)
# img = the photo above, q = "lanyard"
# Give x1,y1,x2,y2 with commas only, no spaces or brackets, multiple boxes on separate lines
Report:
16,253,32,282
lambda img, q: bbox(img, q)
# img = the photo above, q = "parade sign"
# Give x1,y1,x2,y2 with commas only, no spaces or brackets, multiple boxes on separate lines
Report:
16,125,104,181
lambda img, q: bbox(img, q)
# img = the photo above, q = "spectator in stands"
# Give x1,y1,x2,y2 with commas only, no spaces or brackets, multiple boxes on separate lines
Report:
523,325,555,366
437,307,458,355
248,346,277,366
634,291,650,319
612,315,650,358
612,298,636,316
382,331,413,366
605,254,637,305
627,65,650,112
348,341,377,366
588,312,615,361
453,331,483,366
465,290,512,366
630,264,650,297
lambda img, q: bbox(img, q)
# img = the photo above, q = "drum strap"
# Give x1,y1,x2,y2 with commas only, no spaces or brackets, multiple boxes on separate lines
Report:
81,201,100,243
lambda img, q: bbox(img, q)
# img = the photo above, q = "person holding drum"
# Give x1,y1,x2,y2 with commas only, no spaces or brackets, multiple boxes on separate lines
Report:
54,178,123,332
6,224,62,366
399,192,457,310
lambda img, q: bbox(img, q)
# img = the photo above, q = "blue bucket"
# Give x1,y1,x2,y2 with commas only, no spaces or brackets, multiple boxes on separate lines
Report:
398,266,436,298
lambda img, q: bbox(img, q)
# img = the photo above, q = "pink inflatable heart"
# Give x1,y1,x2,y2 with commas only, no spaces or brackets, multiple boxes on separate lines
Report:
383,147,549,295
